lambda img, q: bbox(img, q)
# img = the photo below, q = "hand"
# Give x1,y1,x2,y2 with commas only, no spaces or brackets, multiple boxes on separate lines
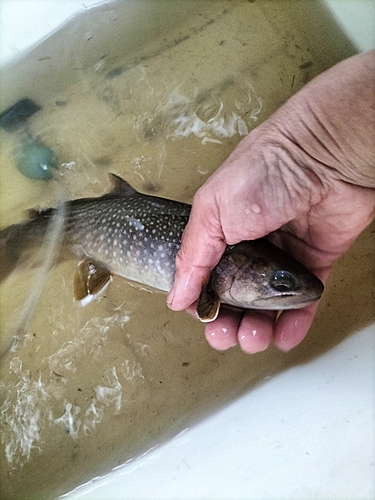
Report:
167,52,375,354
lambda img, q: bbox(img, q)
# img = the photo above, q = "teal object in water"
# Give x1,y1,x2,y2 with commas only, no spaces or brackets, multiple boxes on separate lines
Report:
15,137,57,180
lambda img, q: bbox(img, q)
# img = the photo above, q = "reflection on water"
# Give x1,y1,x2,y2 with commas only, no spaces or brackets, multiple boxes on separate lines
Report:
0,1,371,499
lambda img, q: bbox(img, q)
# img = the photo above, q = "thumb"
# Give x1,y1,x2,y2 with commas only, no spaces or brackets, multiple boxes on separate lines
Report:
167,203,226,311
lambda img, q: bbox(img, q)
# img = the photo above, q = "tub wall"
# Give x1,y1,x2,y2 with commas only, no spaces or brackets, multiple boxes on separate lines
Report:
0,2,374,500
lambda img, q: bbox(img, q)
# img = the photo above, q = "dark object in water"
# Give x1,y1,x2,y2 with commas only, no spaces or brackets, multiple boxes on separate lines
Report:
0,98,57,180
0,98,41,132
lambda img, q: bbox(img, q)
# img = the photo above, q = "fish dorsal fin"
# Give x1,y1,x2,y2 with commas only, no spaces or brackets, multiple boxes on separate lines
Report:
74,257,113,306
108,173,138,196
196,278,220,322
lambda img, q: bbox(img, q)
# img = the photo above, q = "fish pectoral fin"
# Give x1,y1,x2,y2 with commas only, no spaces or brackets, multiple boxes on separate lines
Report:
197,280,220,323
74,258,113,306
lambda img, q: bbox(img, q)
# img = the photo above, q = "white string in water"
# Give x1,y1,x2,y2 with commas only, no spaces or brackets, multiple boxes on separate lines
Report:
5,189,67,356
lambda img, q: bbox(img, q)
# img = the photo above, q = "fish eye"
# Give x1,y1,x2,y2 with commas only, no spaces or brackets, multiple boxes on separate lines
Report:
269,270,296,292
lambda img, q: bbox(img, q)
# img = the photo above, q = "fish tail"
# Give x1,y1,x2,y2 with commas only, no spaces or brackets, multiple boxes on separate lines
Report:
0,223,27,282
0,210,55,283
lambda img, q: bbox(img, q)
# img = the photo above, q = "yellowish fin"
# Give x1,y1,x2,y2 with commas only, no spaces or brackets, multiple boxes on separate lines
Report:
74,258,113,306
197,277,220,322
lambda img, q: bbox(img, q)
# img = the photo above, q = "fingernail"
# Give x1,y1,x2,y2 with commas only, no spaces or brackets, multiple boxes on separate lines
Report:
166,286,175,308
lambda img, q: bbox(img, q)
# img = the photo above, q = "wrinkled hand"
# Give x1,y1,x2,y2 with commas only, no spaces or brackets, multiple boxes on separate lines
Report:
167,52,375,354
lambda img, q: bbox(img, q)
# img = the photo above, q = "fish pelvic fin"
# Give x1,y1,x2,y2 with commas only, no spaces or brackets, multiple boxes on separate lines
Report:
197,278,220,323
74,257,113,306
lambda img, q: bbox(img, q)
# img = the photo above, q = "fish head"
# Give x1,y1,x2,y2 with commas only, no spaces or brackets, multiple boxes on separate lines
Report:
212,239,324,311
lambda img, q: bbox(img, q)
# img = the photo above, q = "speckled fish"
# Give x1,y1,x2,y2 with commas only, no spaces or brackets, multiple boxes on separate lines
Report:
0,174,323,321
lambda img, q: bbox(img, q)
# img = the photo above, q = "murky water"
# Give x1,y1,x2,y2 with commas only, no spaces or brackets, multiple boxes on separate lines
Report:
0,1,373,499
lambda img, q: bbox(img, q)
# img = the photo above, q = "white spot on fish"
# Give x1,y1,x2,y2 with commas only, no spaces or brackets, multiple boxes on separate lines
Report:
155,259,165,274
125,216,144,231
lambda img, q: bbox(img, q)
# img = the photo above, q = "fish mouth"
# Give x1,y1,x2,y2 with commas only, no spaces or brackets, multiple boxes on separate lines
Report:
252,292,322,310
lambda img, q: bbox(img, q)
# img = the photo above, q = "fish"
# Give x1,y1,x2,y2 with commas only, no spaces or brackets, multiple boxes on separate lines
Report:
0,174,324,321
